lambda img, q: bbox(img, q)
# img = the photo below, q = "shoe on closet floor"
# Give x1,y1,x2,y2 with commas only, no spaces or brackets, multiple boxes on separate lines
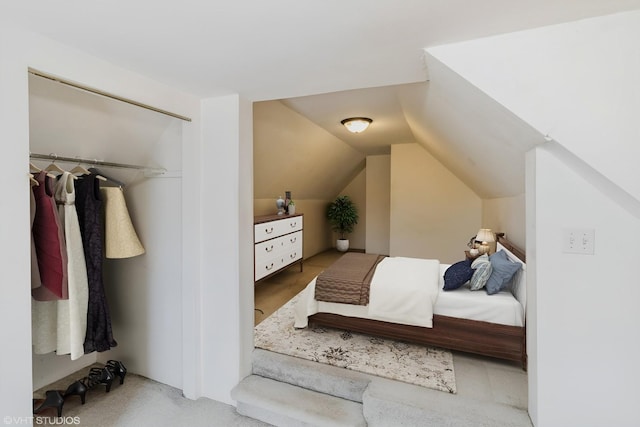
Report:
85,367,115,393
62,380,87,405
33,390,64,417
106,360,127,385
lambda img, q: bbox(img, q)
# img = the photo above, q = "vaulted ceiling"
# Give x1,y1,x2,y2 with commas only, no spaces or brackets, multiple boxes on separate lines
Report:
5,1,640,199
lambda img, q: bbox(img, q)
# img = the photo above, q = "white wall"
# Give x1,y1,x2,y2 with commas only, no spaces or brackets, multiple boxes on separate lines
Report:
366,155,391,255
0,26,205,418
390,143,481,264
531,144,639,427
200,95,254,404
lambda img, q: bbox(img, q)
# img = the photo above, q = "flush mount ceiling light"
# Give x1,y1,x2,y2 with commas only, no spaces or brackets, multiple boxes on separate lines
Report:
341,117,372,133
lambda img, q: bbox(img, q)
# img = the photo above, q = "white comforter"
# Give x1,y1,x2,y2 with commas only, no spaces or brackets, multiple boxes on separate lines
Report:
294,257,440,328
368,257,440,327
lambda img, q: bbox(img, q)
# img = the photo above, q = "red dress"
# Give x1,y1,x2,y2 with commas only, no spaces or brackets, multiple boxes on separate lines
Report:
31,171,68,301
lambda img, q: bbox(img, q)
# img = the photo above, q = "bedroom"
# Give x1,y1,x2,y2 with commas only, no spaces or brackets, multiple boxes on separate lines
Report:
251,78,531,421
1,3,639,427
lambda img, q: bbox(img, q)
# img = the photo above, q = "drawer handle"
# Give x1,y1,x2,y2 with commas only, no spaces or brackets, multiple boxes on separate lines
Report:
265,227,274,234
265,263,274,271
289,252,297,259
290,237,296,243
289,222,297,228
265,245,274,253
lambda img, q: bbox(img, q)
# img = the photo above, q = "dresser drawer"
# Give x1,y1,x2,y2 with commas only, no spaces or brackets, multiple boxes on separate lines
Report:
255,257,284,281
255,230,302,263
254,216,303,243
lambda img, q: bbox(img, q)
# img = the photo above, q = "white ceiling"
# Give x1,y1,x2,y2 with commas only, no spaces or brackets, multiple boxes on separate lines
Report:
5,0,640,198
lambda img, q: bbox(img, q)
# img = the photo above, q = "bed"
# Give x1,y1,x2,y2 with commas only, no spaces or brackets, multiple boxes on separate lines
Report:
294,235,527,369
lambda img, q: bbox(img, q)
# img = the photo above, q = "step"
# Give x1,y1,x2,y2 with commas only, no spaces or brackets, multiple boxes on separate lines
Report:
362,378,532,427
232,375,366,427
252,348,370,403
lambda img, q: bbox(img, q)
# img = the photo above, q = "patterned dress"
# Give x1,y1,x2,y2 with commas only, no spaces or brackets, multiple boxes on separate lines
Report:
74,173,117,353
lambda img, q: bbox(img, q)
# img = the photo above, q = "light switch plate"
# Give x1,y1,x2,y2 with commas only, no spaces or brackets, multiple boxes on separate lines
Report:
563,228,595,255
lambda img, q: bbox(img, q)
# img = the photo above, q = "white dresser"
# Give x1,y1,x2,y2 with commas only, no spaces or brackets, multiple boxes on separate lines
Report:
254,213,303,282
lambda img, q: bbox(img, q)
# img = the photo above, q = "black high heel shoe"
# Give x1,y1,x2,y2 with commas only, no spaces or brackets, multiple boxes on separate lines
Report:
106,360,127,385
62,380,87,405
86,367,114,393
33,390,64,417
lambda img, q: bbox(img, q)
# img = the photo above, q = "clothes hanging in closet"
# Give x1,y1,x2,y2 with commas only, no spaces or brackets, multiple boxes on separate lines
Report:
53,172,89,360
31,171,68,301
74,173,117,353
31,177,57,355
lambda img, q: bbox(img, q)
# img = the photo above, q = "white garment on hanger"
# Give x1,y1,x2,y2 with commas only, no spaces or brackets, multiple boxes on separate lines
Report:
54,172,89,360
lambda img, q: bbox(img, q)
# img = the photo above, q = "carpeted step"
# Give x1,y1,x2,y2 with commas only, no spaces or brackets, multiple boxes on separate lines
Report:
362,379,532,427
232,375,366,427
252,348,371,403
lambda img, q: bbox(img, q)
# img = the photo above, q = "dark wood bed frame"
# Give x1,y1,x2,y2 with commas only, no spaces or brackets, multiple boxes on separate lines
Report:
308,235,527,370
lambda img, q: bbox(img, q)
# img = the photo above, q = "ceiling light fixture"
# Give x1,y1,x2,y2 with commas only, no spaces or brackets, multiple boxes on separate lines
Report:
341,117,372,133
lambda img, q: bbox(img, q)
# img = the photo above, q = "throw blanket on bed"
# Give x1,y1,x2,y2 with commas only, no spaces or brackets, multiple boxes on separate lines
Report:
368,257,440,328
314,252,386,305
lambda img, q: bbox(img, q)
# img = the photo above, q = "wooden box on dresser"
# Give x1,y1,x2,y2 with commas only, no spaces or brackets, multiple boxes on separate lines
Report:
254,213,303,282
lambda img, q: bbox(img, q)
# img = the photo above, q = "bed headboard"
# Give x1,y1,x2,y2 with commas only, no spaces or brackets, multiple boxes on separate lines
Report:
496,235,526,315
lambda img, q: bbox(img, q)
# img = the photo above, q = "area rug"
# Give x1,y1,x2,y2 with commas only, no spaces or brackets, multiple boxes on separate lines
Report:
254,293,456,393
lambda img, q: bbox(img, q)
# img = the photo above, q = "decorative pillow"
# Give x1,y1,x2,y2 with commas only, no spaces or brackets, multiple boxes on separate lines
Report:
471,254,489,269
469,254,490,290
469,261,492,291
443,259,474,291
485,250,521,295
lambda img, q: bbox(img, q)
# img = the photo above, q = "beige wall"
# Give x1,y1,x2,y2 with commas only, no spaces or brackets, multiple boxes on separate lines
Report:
336,168,366,250
366,155,390,255
482,194,525,250
390,143,481,264
254,198,332,259
253,101,364,200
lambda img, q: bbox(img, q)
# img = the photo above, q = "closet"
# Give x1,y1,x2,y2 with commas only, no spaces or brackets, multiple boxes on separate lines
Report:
28,72,184,392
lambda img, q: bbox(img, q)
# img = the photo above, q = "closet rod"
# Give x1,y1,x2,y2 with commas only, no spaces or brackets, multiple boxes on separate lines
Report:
29,153,167,175
28,68,192,123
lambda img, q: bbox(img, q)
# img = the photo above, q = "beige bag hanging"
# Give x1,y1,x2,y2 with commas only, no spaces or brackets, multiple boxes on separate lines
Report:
101,187,145,259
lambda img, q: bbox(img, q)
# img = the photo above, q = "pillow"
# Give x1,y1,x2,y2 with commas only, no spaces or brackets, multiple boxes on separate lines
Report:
443,259,474,291
485,250,521,295
469,260,492,291
471,254,489,269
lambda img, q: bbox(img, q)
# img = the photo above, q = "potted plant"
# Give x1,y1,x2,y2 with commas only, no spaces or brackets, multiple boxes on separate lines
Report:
326,195,359,252
287,200,296,215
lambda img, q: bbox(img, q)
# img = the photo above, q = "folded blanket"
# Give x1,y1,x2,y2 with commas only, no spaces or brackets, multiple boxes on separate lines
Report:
368,257,440,328
314,252,386,305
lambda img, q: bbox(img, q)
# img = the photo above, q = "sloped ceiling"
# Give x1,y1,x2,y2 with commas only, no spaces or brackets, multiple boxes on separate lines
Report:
6,1,640,200
253,101,364,200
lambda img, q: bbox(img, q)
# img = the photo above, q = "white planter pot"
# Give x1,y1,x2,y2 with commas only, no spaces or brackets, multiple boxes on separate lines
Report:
288,205,296,215
336,239,349,252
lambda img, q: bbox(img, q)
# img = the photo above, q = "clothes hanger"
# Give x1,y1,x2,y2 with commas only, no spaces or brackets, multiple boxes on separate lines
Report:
29,162,42,173
29,173,39,186
70,161,91,176
44,155,66,175
89,167,122,186
29,161,57,179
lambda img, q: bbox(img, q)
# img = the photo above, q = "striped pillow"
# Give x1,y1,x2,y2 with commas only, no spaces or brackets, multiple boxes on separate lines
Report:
470,257,493,291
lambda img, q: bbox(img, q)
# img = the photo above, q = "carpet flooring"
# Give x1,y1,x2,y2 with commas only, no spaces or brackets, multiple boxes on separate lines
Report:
254,292,457,394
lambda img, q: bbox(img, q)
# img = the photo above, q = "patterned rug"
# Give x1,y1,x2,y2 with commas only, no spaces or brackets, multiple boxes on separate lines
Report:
254,293,457,393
